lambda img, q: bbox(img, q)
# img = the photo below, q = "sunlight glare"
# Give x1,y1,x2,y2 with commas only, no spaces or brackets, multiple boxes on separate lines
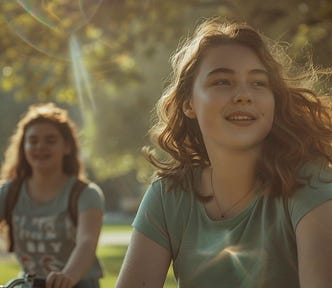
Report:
70,34,97,122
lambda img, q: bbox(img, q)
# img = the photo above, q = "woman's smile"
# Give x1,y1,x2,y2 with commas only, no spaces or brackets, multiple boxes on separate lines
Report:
225,110,257,126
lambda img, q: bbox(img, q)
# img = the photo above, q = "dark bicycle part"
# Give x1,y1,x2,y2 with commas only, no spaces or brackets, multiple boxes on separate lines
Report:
0,274,45,288
32,278,45,288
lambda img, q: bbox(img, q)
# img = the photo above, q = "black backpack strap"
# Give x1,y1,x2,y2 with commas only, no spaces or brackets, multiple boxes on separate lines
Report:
69,179,89,226
4,179,22,252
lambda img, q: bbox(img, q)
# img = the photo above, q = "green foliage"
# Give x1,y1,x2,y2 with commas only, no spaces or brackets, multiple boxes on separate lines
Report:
1,0,331,182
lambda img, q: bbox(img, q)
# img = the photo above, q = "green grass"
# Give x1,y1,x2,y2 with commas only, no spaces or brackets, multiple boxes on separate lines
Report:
0,225,177,287
101,225,132,233
0,254,19,283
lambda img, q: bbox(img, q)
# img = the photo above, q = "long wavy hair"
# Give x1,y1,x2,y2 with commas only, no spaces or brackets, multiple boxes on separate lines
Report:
1,102,85,182
144,18,332,197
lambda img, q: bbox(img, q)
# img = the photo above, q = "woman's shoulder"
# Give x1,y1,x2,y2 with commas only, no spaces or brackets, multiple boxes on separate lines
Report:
133,169,199,251
145,168,200,216
70,177,103,194
72,177,105,210
286,162,332,229
150,169,199,199
67,176,104,203
294,162,332,196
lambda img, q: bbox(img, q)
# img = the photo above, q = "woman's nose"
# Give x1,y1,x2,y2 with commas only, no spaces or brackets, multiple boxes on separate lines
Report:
232,85,253,104
35,141,46,149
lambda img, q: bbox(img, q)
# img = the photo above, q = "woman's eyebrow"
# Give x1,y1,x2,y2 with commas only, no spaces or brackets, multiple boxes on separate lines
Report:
207,67,269,77
26,135,37,139
207,67,234,77
26,133,59,139
46,134,58,139
249,69,269,77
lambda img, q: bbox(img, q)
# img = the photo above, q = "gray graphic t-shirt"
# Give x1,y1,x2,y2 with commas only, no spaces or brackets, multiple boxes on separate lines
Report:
0,177,104,279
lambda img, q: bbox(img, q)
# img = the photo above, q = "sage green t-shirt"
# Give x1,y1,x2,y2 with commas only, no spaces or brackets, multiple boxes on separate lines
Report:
133,167,332,288
0,177,104,279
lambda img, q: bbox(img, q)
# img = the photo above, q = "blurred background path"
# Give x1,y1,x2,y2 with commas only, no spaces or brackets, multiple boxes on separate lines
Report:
99,230,132,246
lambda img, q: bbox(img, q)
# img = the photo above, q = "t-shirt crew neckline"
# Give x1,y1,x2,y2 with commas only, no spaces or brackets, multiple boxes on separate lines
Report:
22,176,75,207
197,193,260,225
194,167,260,225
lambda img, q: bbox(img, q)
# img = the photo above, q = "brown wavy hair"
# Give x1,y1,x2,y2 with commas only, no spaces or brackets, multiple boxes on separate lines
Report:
144,18,332,197
1,102,85,182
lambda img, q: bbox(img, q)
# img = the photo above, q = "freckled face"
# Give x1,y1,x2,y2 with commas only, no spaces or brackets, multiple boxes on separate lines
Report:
24,122,71,173
186,44,275,153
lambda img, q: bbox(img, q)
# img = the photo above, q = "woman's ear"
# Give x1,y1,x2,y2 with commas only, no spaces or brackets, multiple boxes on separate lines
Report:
182,99,196,119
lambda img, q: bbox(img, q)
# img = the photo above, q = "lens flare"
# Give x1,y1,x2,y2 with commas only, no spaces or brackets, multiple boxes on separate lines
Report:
3,0,104,60
70,35,96,120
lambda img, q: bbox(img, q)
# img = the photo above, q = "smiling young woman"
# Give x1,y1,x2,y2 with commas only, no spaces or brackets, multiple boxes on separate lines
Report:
116,18,332,288
0,103,104,288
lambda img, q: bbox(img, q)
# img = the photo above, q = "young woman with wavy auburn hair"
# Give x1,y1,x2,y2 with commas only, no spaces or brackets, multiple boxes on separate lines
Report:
1,102,83,181
0,102,104,288
116,18,332,288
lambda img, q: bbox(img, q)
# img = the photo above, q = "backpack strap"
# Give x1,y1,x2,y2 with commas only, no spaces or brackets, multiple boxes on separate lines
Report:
68,179,89,226
4,179,23,252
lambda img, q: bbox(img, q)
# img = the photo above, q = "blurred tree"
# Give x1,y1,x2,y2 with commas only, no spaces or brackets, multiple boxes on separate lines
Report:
0,0,331,186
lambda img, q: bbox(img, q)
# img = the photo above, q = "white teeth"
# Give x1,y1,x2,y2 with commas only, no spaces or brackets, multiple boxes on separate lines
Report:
227,115,254,121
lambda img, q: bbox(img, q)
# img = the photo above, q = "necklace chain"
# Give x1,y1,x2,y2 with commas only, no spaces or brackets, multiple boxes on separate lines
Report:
209,167,255,220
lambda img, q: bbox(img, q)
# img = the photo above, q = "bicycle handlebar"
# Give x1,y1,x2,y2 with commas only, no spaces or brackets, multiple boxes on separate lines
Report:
0,274,45,288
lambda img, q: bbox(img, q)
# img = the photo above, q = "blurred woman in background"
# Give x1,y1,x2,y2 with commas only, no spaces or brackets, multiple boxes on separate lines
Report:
0,102,104,288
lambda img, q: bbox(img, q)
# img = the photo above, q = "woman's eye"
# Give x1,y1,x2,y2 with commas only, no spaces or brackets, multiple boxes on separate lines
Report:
214,79,231,86
27,138,38,145
46,139,57,145
252,80,269,87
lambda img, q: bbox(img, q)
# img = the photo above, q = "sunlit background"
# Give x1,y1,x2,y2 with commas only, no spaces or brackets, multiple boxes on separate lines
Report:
0,1,331,285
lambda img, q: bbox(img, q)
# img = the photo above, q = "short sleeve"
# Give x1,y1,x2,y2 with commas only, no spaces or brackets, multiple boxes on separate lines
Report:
132,180,171,251
288,166,332,229
77,182,105,212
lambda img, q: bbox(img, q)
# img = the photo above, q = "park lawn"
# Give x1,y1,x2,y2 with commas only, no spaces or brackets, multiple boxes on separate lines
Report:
101,224,132,233
0,254,18,284
0,225,177,287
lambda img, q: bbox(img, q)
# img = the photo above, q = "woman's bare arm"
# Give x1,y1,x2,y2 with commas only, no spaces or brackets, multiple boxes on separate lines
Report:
296,200,332,288
116,229,172,288
46,208,103,288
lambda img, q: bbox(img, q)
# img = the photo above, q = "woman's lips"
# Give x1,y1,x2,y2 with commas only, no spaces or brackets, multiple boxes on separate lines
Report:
225,111,257,126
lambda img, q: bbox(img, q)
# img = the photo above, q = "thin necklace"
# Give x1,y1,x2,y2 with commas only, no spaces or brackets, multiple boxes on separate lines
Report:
210,167,256,220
